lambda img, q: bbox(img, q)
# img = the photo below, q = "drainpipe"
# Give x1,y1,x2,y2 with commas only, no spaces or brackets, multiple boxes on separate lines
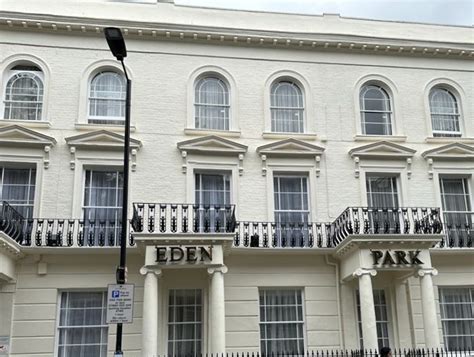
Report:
325,254,344,348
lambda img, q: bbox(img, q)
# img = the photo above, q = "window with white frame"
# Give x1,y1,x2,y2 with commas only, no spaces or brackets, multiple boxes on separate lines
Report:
57,291,108,357
88,71,126,125
356,289,391,350
0,167,36,218
194,76,230,130
429,88,461,137
273,175,310,246
195,172,231,232
259,289,305,356
440,177,472,245
366,176,399,208
439,287,474,350
360,84,392,135
3,65,44,121
83,170,123,245
270,80,304,133
168,289,202,356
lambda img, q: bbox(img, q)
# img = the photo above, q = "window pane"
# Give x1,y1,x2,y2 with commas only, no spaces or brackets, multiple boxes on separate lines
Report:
440,288,474,350
195,77,230,130
168,289,202,357
58,292,108,357
270,81,304,133
4,71,43,121
430,88,461,136
89,71,125,124
0,167,36,218
259,289,304,356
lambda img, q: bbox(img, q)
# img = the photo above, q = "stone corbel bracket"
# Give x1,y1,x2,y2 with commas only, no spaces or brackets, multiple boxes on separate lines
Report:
238,154,244,176
427,158,433,179
44,145,51,169
406,158,412,179
69,147,76,170
261,155,267,176
181,150,187,173
315,155,321,177
354,156,360,178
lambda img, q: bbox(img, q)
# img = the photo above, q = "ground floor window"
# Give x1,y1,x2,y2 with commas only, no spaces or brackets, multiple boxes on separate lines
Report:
168,289,203,356
57,291,108,357
259,289,305,356
356,289,391,349
439,287,474,350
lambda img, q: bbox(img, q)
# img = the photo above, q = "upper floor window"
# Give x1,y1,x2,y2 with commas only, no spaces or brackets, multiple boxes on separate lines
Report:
0,167,36,218
3,65,44,121
366,176,399,208
270,81,304,133
360,85,392,135
429,88,461,137
194,77,229,130
88,71,126,125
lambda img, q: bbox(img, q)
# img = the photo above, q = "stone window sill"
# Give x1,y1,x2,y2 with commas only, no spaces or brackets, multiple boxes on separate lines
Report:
425,136,474,144
262,132,318,140
354,134,407,142
0,119,51,128
184,128,241,138
75,123,136,132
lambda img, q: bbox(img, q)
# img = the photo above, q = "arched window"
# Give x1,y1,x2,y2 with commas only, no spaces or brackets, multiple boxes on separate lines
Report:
429,87,461,137
360,85,392,135
270,81,304,133
88,71,126,124
3,65,44,121
194,76,230,130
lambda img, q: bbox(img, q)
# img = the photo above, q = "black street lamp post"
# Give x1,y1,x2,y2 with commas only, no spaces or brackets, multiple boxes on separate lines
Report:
104,27,131,357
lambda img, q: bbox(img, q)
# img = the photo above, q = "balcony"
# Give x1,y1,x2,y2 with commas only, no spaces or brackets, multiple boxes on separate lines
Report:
1,201,468,249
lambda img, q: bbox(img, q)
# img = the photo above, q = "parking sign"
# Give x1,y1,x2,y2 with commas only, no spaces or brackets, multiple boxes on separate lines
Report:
106,284,134,324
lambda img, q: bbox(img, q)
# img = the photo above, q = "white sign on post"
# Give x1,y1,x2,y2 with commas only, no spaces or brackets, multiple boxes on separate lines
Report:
106,284,134,324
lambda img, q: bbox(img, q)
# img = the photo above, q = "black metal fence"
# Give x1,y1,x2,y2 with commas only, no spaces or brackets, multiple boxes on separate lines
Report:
150,349,472,357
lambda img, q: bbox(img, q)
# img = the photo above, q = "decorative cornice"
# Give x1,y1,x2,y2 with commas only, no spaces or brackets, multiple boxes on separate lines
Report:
1,15,472,59
422,142,474,160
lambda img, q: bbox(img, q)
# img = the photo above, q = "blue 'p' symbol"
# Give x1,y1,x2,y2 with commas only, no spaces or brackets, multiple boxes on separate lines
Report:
112,290,120,298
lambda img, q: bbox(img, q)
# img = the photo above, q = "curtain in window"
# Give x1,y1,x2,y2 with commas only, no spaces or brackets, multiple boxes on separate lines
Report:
89,71,126,124
360,85,392,135
58,292,108,357
366,177,399,208
430,88,461,137
194,77,230,130
260,289,305,356
273,176,309,246
0,167,36,218
195,173,231,232
4,71,43,121
439,288,474,350
83,170,123,245
168,289,202,356
271,81,304,133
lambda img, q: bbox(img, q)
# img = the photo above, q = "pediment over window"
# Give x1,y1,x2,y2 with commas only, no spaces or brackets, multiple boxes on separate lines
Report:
422,143,474,160
349,141,416,159
257,138,325,157
0,125,56,148
177,135,247,155
65,130,142,150
65,130,142,171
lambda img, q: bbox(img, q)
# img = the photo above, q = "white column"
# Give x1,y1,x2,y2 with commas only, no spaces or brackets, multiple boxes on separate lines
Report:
418,268,440,348
395,281,412,347
208,266,228,354
353,268,378,351
140,266,161,357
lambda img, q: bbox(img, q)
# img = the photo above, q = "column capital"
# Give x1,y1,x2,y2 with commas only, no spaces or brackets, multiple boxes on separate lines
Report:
416,268,438,277
139,265,162,277
353,268,377,278
207,265,228,275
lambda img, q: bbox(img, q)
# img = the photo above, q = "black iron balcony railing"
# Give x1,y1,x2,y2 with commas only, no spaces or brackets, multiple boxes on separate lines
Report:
234,221,335,248
2,201,471,249
332,207,443,245
131,203,236,234
438,212,473,248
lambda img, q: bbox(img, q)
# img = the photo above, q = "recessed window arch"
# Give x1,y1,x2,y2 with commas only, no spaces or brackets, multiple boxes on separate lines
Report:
3,63,44,121
270,79,304,133
359,83,393,135
429,87,461,137
88,70,126,125
194,75,230,131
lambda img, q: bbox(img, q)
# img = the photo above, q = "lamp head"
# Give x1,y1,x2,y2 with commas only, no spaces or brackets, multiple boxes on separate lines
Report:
104,27,127,61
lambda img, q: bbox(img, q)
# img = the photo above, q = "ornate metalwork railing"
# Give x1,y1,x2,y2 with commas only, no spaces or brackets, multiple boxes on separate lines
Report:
332,207,443,245
233,221,334,248
438,212,473,248
131,203,236,234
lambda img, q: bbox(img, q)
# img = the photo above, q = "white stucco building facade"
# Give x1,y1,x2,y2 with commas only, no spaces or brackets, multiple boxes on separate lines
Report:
0,0,473,356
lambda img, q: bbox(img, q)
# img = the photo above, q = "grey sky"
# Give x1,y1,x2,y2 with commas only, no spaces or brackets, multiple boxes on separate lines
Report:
175,0,474,26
